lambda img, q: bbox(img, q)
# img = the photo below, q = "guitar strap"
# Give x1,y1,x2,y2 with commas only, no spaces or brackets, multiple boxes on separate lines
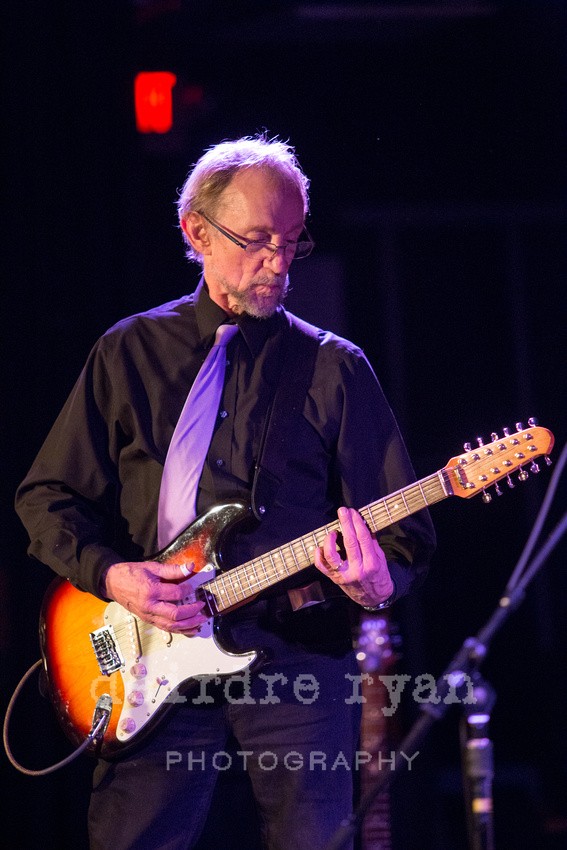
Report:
250,312,321,522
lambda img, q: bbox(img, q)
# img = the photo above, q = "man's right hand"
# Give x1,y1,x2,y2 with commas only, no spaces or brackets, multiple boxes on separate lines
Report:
103,561,209,635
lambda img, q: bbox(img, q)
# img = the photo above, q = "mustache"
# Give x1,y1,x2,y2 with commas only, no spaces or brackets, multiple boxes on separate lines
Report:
251,274,288,289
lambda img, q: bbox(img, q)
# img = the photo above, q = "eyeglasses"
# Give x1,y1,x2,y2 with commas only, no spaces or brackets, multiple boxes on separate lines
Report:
199,212,314,261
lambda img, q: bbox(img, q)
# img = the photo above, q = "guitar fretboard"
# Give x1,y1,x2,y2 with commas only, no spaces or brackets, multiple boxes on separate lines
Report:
202,470,449,613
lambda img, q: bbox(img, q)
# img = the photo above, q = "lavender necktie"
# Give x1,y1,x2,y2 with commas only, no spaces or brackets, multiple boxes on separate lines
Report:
157,323,239,549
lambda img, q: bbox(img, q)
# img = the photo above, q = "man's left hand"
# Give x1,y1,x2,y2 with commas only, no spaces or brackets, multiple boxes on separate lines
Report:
314,507,394,608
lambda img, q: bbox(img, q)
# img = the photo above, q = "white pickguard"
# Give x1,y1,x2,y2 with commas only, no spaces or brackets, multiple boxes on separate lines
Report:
102,567,257,744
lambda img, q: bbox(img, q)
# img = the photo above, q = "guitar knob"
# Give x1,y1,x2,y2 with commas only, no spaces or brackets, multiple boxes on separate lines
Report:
131,663,147,679
127,690,144,707
120,717,137,733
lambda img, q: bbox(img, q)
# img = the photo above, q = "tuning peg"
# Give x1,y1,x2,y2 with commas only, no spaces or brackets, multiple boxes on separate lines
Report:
495,482,503,496
490,432,499,442
506,475,515,488
545,456,552,466
527,417,538,427
515,421,524,431
477,436,484,447
503,426,510,437
518,468,529,482
463,442,472,452
482,490,492,503
530,461,540,474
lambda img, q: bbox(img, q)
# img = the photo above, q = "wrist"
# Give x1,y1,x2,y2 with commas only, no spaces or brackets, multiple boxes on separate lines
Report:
361,581,396,612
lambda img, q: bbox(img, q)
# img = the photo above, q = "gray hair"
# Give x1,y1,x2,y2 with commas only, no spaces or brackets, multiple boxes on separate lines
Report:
177,133,310,265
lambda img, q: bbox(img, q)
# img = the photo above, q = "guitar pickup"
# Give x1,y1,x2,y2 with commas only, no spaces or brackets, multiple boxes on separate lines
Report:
90,625,124,675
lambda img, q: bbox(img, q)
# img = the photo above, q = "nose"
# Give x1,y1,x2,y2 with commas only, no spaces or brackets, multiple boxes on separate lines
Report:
264,245,292,272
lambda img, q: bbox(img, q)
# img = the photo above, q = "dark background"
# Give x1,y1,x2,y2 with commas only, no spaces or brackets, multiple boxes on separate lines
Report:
2,1,565,848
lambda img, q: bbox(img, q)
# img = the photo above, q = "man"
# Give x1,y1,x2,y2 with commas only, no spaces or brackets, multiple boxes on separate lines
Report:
15,134,435,850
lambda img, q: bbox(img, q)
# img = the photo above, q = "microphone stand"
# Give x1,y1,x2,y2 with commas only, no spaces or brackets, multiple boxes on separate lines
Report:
459,669,496,850
324,441,567,850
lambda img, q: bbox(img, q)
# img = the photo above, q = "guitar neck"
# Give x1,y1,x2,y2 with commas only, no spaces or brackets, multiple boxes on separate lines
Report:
203,470,449,613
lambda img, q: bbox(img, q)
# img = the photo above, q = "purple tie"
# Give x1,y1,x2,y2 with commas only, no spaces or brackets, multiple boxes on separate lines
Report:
157,323,239,549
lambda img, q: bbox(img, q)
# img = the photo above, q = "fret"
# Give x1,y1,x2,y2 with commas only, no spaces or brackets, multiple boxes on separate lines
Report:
214,573,231,606
224,568,241,602
239,564,256,596
277,549,290,578
290,540,307,571
382,499,393,524
406,486,426,512
248,557,261,589
266,552,279,575
257,554,270,585
363,507,377,533
288,542,301,573
277,547,292,576
372,503,390,531
308,531,320,553
319,523,336,545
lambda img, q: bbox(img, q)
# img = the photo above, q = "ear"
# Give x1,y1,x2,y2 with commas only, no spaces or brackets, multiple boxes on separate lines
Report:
181,212,212,256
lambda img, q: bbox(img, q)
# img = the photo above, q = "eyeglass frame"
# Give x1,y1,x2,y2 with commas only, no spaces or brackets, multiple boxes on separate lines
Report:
198,211,314,260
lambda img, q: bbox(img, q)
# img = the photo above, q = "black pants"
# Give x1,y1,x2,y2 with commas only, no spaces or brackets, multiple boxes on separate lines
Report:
88,602,362,850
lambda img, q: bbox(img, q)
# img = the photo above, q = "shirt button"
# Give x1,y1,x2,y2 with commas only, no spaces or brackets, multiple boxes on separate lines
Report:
219,410,228,419
216,458,224,467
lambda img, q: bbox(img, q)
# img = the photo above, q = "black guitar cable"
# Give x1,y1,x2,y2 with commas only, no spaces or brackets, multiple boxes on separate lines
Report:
3,660,112,776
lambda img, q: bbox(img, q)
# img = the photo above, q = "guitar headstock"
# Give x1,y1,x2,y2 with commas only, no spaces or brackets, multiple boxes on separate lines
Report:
444,419,554,501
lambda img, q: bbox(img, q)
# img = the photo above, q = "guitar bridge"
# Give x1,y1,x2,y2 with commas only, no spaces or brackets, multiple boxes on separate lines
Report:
90,625,124,675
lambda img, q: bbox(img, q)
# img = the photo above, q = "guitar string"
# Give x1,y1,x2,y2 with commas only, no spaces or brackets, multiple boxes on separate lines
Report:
206,474,447,610
108,432,547,647
205,430,547,609
107,475,444,650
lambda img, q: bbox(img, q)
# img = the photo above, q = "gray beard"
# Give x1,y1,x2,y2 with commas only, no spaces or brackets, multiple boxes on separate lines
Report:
222,273,290,319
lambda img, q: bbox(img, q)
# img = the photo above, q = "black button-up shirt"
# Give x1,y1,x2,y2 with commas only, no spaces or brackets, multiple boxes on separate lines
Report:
15,278,435,602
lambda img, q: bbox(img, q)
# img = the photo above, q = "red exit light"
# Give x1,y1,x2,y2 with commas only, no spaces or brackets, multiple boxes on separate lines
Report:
134,71,177,133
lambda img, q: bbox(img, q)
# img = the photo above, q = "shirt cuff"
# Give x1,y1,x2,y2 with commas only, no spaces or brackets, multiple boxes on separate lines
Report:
361,581,396,612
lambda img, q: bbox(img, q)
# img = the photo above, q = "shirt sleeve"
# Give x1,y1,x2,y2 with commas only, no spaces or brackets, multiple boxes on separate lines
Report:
333,344,436,601
14,336,128,598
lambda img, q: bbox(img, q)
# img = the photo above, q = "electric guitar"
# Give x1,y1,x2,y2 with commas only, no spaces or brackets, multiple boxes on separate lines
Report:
39,423,554,758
